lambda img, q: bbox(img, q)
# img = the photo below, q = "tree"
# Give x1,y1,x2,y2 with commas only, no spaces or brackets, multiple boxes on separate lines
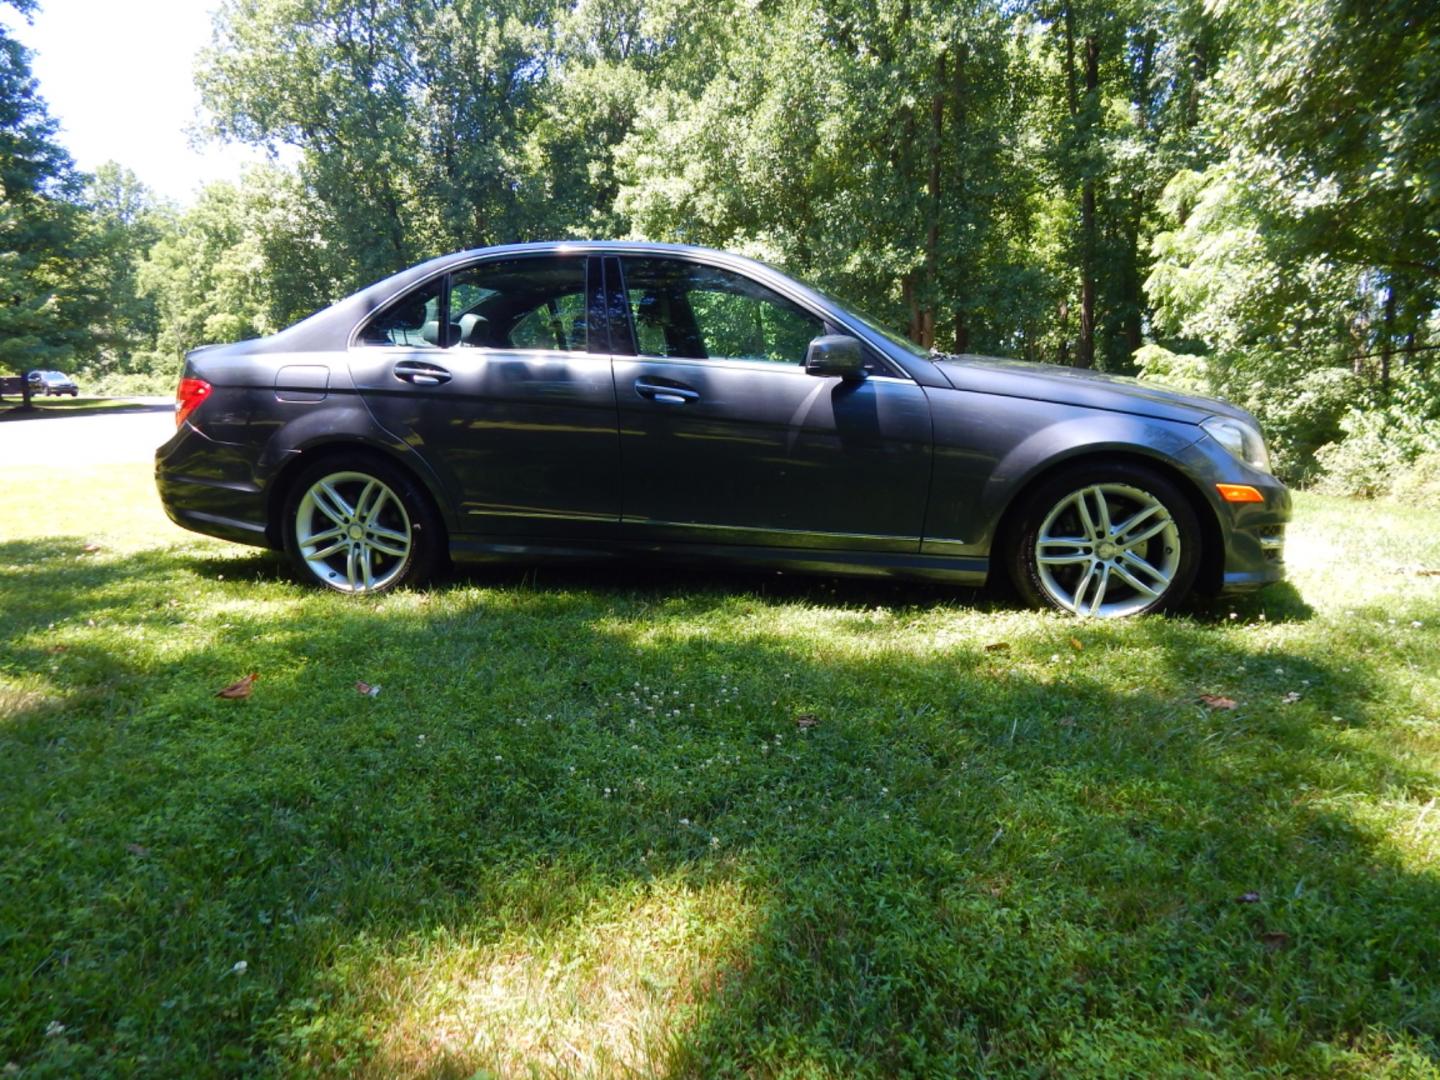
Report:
79,163,167,375
138,166,346,361
1142,0,1440,482
196,0,599,287
0,3,90,378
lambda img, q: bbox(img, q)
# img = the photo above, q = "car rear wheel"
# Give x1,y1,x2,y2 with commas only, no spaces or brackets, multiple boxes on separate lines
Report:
282,457,440,594
1008,463,1201,617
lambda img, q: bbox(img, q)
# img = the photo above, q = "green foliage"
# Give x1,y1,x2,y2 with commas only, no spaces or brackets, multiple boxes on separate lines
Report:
1391,450,1440,511
137,167,346,357
3,0,1436,498
195,0,617,279
75,164,167,376
0,22,90,373
1312,369,1440,500
75,368,178,398
1143,0,1440,485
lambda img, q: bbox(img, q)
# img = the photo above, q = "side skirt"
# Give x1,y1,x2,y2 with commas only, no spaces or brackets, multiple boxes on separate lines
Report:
447,536,990,585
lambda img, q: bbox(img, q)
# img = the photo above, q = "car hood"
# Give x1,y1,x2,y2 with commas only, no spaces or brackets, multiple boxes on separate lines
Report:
932,354,1256,426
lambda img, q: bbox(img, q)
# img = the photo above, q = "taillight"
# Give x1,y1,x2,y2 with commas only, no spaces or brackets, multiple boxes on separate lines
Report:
176,377,212,428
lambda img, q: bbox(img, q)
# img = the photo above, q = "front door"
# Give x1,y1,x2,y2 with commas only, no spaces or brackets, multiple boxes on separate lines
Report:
348,254,619,537
609,256,932,551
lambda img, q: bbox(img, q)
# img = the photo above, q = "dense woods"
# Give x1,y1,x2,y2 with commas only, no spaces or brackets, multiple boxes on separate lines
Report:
3,0,1438,494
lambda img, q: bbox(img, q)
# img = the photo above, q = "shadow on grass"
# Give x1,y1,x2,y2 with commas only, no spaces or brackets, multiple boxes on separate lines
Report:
0,538,1431,1076
174,540,1312,627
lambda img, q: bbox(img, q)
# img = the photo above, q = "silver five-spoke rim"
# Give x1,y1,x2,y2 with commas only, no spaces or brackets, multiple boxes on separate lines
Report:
1035,483,1181,618
295,471,411,593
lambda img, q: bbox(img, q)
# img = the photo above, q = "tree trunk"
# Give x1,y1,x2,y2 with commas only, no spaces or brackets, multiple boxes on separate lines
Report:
1380,279,1396,394
1076,32,1099,369
951,42,969,354
1057,299,1071,365
1122,29,1156,368
903,275,921,344
1063,7,1079,117
919,53,945,351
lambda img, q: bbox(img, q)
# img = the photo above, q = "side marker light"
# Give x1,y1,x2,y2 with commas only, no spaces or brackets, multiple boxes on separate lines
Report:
1216,483,1264,503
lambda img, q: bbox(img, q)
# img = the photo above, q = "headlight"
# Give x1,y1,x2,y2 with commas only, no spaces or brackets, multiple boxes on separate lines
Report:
1201,417,1272,474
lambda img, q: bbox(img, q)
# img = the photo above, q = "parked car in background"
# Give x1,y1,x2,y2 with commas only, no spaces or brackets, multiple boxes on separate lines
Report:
155,241,1289,616
27,370,79,397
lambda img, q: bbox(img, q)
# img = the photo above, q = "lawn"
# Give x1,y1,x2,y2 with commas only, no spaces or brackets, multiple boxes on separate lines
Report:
1,462,1438,1078
0,397,166,422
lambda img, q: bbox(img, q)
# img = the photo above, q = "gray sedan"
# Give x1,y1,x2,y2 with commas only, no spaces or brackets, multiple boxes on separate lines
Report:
155,241,1289,616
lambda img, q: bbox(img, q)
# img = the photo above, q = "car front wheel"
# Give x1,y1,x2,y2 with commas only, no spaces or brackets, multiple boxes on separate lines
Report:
1008,463,1201,618
282,457,440,594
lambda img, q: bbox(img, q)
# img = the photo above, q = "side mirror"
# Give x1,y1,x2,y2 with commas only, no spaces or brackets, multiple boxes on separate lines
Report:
804,335,866,381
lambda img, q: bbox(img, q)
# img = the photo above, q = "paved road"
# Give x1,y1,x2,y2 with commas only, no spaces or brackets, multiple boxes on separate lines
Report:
0,399,175,467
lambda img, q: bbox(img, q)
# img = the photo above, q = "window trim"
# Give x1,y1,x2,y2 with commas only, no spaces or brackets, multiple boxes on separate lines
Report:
347,247,913,381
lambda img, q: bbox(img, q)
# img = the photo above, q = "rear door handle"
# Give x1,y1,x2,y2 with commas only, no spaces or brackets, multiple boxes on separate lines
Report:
394,360,452,386
634,379,698,405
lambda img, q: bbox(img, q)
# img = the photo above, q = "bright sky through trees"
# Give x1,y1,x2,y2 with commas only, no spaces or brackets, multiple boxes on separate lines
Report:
0,0,276,201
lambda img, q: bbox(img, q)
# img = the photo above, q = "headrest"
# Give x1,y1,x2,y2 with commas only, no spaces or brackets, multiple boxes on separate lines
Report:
458,313,491,347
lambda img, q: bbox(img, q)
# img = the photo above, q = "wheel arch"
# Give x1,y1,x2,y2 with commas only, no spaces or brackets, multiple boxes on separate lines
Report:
263,439,452,554
990,449,1224,595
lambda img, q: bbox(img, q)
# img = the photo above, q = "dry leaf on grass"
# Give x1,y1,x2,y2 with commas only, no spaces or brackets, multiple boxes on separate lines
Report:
795,713,820,730
1069,637,1084,651
984,642,1010,653
215,673,258,699
1200,694,1238,710
1261,931,1290,951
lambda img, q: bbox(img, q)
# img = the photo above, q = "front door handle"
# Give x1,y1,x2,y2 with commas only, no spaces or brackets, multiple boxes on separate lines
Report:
634,379,699,405
394,360,452,386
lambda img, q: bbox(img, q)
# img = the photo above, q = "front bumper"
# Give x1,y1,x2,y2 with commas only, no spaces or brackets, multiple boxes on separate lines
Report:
1177,438,1291,594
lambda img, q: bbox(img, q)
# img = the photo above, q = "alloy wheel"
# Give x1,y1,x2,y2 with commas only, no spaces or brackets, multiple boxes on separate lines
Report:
1034,482,1182,617
294,471,412,593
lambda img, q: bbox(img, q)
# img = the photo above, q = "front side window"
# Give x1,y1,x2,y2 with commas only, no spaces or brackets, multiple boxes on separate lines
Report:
619,258,822,365
358,256,587,351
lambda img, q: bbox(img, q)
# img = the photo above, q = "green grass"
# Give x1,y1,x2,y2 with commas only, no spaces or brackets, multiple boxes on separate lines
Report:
0,397,168,421
2,464,1438,1078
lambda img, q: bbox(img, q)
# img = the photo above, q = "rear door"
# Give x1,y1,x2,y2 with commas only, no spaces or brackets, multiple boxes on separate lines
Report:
348,254,620,538
608,256,932,551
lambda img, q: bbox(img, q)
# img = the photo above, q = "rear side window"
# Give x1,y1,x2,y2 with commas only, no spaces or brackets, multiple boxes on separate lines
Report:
359,280,445,347
358,257,588,351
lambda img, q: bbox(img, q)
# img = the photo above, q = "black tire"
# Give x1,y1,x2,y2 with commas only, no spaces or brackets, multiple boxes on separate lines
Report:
1005,461,1202,617
280,453,443,594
